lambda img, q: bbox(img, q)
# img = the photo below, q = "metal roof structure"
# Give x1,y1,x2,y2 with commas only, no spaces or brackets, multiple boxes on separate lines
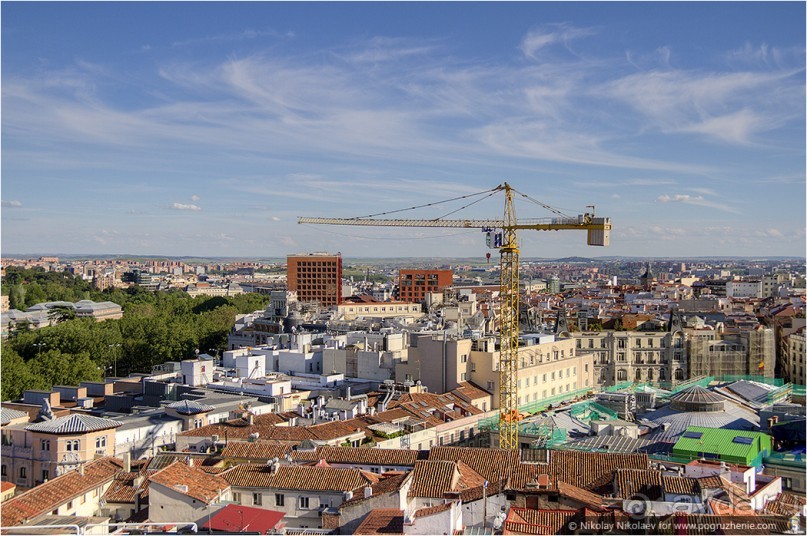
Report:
672,426,772,465
669,385,726,412
636,397,759,448
166,399,215,415
24,413,122,434
724,380,777,403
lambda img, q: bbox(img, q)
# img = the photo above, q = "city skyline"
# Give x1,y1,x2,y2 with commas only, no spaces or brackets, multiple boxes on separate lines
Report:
2,2,805,259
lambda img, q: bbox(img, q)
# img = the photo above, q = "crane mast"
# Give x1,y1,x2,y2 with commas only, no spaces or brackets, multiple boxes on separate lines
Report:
498,183,520,450
299,182,611,450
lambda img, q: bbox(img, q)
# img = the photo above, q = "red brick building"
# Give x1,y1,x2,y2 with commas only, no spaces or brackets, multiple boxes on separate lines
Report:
398,269,453,303
287,253,342,307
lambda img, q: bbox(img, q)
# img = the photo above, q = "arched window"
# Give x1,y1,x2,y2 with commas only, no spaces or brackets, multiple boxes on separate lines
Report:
635,368,642,380
675,368,684,381
647,369,654,381
659,368,666,381
617,369,627,381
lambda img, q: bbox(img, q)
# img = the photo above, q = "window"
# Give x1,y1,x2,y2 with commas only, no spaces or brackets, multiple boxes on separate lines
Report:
683,431,703,439
233,492,241,503
20,467,26,479
195,419,203,428
461,354,468,363
461,373,467,381
471,363,476,372
732,436,754,445
41,439,50,451
0,465,5,477
487,381,494,390
253,493,262,506
42,469,49,481
275,494,285,506
95,436,106,449
66,500,73,510
66,440,80,451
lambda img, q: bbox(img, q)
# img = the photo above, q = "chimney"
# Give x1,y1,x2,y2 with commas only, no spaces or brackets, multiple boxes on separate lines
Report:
346,386,352,400
248,413,254,426
78,464,85,477
123,452,131,473
364,486,372,498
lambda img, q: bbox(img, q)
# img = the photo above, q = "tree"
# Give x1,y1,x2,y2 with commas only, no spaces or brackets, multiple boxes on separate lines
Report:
0,343,46,401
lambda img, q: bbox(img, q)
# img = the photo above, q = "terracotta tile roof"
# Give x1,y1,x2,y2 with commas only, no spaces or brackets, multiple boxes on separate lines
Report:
179,412,287,438
452,381,492,403
408,460,458,499
507,463,551,491
183,412,371,445
613,468,664,501
547,451,649,494
706,497,756,516
387,391,482,418
219,442,294,461
663,475,701,496
221,464,373,492
415,502,452,518
103,467,151,504
1,481,16,494
697,475,725,489
340,473,410,508
765,492,806,517
503,507,577,535
428,446,518,483
454,460,489,501
290,445,423,466
557,481,606,510
148,461,230,504
1,457,122,527
354,508,404,535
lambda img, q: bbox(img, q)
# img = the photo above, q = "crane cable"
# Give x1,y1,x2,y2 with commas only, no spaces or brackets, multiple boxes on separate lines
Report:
432,190,499,220
511,186,573,219
347,187,499,220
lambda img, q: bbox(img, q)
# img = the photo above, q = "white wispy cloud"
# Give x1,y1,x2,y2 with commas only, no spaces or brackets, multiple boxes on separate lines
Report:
170,202,201,211
601,69,801,145
520,24,594,59
2,200,23,208
191,194,200,201
657,193,739,213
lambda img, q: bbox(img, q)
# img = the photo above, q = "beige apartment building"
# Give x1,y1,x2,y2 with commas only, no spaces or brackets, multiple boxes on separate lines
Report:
785,330,806,385
396,333,594,410
570,330,688,387
1,413,121,490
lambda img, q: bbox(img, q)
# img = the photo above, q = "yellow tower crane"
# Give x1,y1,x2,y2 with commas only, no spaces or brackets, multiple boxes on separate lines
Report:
299,183,611,450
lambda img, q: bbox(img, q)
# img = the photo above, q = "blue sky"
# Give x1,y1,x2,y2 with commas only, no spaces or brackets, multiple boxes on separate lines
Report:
2,2,805,259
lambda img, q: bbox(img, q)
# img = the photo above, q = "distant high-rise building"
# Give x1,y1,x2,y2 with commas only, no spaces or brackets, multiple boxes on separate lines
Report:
398,269,453,303
286,253,342,307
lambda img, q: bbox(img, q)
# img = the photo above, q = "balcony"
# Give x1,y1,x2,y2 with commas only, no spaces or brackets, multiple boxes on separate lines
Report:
1,444,33,460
